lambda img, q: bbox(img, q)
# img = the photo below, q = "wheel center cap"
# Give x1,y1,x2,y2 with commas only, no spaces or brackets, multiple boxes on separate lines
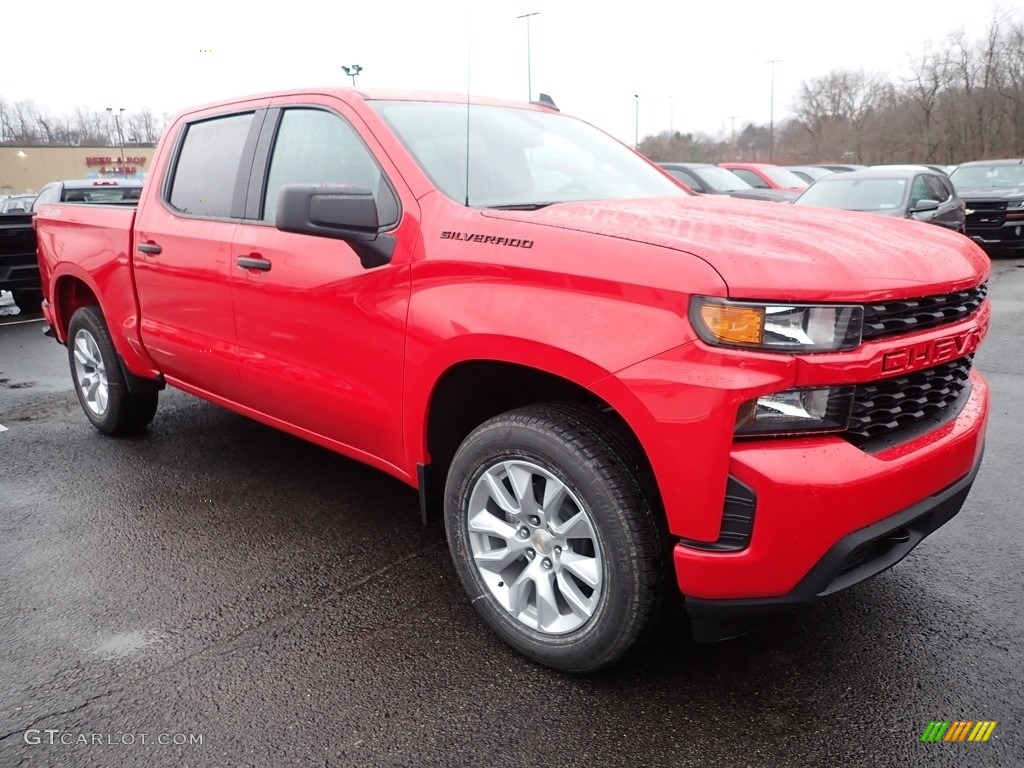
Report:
533,530,553,554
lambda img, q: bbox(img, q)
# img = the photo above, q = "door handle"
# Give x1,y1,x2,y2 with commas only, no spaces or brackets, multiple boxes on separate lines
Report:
137,242,162,255
236,255,272,272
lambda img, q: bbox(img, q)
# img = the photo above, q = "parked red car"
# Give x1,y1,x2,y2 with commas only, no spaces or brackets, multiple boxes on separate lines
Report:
720,162,810,192
34,88,990,672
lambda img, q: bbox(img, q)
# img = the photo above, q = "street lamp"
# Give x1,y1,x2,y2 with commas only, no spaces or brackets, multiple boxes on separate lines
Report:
106,107,126,177
341,64,363,87
765,59,781,164
634,94,639,151
515,12,540,101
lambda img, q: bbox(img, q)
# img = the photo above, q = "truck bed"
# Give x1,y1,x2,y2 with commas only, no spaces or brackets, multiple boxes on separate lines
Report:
35,204,139,348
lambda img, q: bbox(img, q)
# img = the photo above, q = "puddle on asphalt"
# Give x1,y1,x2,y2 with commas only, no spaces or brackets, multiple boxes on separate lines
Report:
94,630,164,659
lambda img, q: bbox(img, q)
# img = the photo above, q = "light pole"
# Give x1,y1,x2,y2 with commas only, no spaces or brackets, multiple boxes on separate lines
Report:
765,59,781,163
516,12,540,101
634,94,639,150
106,107,126,177
341,64,363,87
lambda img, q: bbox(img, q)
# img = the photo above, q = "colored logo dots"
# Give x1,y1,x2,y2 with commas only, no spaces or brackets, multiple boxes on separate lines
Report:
921,721,997,742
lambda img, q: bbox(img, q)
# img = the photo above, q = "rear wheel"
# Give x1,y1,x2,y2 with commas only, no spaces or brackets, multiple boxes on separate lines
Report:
67,306,158,435
444,403,666,673
11,288,43,314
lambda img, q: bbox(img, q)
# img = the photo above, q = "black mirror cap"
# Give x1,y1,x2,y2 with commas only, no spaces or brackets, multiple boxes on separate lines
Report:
275,184,395,268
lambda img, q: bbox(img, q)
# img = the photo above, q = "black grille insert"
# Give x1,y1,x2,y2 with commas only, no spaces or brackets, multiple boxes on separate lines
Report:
861,284,987,342
843,356,973,445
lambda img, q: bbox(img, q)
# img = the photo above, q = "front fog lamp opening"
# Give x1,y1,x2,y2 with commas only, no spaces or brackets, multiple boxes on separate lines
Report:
735,386,855,436
692,298,863,352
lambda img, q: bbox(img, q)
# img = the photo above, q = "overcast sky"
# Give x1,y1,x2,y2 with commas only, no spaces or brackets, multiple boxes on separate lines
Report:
3,0,1014,144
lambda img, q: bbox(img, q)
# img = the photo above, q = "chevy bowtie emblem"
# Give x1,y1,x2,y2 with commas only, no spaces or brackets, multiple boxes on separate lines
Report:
965,208,974,215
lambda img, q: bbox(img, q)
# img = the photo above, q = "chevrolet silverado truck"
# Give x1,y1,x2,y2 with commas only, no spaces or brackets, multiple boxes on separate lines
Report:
34,89,991,673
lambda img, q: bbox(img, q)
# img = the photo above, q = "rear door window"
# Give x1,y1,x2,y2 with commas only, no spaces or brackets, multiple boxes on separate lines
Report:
168,112,255,218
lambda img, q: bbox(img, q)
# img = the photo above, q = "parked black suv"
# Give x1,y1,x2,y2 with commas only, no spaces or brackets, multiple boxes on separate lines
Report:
949,159,1024,251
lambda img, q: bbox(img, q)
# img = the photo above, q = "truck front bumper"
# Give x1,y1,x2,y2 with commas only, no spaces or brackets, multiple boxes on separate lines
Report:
674,371,988,638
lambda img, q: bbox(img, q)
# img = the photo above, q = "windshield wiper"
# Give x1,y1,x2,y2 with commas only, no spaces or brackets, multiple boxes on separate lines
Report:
485,202,557,211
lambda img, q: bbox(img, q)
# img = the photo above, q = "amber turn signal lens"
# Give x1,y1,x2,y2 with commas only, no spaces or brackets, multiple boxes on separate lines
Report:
698,304,764,345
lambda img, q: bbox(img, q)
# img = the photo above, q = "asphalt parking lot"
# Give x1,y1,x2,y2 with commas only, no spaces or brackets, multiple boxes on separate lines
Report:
0,260,1022,767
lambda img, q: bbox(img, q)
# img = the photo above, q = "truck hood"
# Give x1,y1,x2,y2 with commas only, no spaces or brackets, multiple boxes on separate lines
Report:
481,196,988,301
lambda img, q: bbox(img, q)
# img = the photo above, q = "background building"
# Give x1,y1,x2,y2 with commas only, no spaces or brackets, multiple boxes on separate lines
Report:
0,146,156,196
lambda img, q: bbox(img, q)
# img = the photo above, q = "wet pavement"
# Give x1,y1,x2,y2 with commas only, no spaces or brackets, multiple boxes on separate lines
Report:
0,265,1022,767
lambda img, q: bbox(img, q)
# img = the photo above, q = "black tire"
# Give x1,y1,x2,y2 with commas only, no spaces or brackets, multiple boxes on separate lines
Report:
444,403,667,673
67,305,158,435
11,288,43,314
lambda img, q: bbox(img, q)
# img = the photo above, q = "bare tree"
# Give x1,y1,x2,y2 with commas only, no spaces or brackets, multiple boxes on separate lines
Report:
905,44,953,161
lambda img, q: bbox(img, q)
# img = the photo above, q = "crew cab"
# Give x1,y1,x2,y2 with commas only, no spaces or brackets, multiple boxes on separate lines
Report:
34,89,991,673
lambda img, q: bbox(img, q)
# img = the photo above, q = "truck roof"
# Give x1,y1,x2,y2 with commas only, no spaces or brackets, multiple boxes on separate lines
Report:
173,87,555,119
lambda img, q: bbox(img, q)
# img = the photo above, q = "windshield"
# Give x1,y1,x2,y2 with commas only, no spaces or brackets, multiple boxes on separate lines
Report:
698,167,754,192
795,177,908,211
950,164,1024,188
372,101,686,208
762,167,810,188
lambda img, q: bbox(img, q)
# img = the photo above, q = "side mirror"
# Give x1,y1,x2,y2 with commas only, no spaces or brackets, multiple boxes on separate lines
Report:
275,184,395,269
910,198,940,213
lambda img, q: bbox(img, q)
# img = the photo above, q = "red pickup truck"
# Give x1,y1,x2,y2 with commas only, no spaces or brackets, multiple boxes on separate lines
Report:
35,89,990,672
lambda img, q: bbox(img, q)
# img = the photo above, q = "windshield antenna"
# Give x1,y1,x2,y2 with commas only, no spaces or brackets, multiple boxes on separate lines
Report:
464,7,472,207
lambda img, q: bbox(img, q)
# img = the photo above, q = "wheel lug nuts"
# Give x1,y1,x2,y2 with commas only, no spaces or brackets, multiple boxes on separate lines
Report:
541,558,553,570
528,515,541,526
517,527,529,539
554,546,562,557
526,548,536,560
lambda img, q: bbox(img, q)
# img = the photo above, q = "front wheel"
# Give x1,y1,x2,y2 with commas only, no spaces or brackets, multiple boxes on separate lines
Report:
444,404,666,673
67,306,158,435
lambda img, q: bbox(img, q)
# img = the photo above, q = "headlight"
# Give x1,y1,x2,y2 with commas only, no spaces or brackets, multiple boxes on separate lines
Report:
1007,200,1024,210
691,297,863,352
736,386,854,436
